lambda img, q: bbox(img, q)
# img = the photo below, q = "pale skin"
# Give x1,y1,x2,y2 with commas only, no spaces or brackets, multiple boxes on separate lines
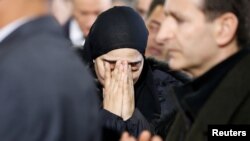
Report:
72,0,111,37
120,131,162,141
135,0,153,20
145,5,166,61
94,48,144,121
156,0,239,78
103,60,135,120
0,0,49,28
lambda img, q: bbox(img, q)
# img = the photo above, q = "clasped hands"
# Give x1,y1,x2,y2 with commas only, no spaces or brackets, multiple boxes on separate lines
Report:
103,60,135,121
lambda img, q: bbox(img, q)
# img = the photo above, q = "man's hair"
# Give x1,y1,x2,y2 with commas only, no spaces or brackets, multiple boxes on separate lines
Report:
112,0,133,6
201,0,250,48
147,0,165,18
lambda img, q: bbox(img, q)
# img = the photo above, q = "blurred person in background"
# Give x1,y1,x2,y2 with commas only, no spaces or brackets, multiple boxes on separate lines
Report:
145,0,167,62
112,0,132,7
0,0,99,141
64,0,112,47
49,0,73,26
133,0,152,20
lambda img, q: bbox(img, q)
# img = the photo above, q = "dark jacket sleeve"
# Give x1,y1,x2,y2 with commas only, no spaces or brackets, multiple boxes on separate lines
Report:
100,108,151,141
0,25,100,141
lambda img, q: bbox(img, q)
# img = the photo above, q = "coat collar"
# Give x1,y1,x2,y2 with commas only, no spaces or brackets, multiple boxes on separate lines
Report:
185,51,250,140
0,15,62,47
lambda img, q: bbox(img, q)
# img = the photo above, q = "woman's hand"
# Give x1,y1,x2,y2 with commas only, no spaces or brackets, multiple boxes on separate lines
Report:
103,61,123,117
121,61,135,120
120,131,163,141
102,60,135,120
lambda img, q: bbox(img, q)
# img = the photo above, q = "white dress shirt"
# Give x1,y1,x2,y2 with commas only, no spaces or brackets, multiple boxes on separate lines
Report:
69,19,85,47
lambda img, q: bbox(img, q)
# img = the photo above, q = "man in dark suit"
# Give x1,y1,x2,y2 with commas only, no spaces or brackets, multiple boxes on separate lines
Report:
121,0,250,141
155,0,250,140
64,0,111,47
0,0,99,141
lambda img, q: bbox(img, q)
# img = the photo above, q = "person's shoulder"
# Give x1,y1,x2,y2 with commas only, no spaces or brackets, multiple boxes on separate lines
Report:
146,58,190,84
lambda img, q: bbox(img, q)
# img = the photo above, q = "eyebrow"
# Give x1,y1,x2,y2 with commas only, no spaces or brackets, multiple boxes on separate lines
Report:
164,10,184,20
103,59,142,65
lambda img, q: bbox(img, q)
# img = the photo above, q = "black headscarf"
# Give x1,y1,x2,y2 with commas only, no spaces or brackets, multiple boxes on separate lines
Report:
82,6,148,62
82,6,161,126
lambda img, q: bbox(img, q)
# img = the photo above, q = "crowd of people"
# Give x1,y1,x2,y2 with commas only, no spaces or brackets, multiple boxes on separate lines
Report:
0,0,249,141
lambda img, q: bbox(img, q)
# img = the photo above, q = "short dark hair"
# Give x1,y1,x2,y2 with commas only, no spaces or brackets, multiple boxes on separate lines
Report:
201,0,250,48
147,0,165,18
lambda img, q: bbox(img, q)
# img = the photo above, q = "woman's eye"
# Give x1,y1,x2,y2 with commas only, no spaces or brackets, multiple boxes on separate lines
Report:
130,62,141,71
131,67,139,71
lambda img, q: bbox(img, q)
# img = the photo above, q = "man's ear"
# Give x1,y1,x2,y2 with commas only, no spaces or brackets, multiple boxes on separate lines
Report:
213,13,238,47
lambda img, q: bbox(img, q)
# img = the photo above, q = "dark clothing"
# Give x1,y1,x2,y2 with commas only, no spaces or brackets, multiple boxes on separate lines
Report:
0,16,100,141
79,6,188,141
62,19,71,39
166,49,250,141
147,58,190,139
96,58,185,141
82,6,148,62
175,49,248,122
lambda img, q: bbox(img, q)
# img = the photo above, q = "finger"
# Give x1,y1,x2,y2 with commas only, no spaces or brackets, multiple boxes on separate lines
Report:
104,62,111,88
117,61,124,101
127,64,134,100
128,64,133,86
110,60,121,93
118,60,124,83
151,136,163,141
139,131,152,141
120,132,137,141
120,132,130,141
130,137,137,141
123,61,128,95
102,88,105,98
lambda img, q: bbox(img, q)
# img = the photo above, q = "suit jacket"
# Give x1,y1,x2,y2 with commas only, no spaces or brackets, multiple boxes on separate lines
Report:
0,16,100,141
166,51,250,141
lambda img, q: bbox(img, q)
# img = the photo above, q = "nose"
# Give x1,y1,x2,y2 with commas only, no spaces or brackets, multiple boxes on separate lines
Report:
85,15,97,35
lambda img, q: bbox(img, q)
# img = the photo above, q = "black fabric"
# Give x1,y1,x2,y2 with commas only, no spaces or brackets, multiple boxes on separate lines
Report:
174,48,248,124
146,58,191,83
0,16,100,141
96,58,184,141
134,59,161,123
82,6,148,62
166,49,250,141
96,59,161,141
62,18,71,40
166,49,249,141
78,6,185,140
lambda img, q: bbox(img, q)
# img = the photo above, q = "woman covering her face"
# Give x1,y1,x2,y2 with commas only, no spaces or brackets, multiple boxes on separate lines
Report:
81,6,186,140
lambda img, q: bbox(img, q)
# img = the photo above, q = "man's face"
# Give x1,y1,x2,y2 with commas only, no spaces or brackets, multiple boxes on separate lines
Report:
73,0,111,37
94,48,144,86
145,5,166,61
135,0,152,20
157,0,219,77
50,0,73,25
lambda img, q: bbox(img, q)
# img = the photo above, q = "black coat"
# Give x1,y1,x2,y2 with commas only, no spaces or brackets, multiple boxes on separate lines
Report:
166,51,250,141
93,58,188,141
0,16,100,141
